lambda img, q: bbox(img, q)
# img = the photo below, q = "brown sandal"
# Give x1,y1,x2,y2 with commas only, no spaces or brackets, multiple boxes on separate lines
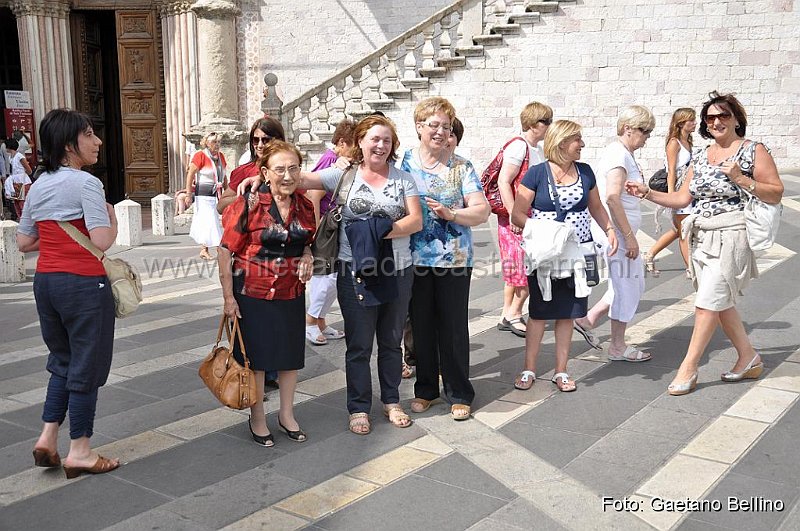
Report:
348,412,371,435
410,398,432,413
384,405,413,428
451,404,471,421
402,362,414,379
32,448,61,468
63,455,120,479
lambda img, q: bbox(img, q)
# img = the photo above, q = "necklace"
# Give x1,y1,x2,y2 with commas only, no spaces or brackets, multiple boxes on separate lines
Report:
552,162,573,184
707,142,740,165
417,149,442,171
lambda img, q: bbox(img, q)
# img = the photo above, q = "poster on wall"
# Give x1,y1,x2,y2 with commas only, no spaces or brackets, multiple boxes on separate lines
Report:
3,90,36,167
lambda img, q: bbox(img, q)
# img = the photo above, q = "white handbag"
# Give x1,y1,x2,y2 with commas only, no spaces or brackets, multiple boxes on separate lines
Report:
735,142,782,252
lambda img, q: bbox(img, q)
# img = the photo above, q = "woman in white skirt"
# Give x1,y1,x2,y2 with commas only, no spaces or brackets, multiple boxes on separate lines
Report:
574,106,655,362
185,132,227,260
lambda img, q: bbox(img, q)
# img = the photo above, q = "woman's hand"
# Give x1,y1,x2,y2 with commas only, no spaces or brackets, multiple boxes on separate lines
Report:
183,194,193,208
624,232,639,259
298,253,313,283
223,296,241,319
237,176,262,195
719,161,746,186
606,230,619,256
624,180,648,198
425,197,455,221
333,156,352,170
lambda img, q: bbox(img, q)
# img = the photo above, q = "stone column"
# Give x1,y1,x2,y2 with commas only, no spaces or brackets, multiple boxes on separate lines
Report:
151,194,175,236
9,0,74,129
115,200,143,247
1,221,27,283
158,0,201,193
186,0,248,169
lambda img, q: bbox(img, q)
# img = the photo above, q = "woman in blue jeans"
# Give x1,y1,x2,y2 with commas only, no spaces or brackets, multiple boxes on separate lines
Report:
237,114,422,434
16,108,120,478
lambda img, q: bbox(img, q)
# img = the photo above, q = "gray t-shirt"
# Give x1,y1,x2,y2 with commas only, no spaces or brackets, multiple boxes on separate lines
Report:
17,167,110,238
319,165,419,268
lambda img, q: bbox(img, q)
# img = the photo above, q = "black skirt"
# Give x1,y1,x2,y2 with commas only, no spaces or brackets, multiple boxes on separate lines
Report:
231,275,305,371
527,272,588,320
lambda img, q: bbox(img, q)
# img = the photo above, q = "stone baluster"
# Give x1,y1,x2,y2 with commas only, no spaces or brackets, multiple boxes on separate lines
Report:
296,98,313,143
363,58,381,102
381,46,411,99
494,0,508,23
1,220,26,283
329,78,348,126
438,14,453,60
346,67,366,118
115,199,143,247
150,194,175,236
313,86,334,143
420,26,436,70
402,35,419,80
510,0,526,16
455,1,485,57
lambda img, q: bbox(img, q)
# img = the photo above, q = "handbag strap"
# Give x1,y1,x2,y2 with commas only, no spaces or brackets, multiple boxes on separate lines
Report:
543,162,568,223
57,221,105,262
216,314,251,369
333,165,358,208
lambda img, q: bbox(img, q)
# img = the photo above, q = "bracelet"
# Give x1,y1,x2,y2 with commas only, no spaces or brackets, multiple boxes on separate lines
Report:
624,229,634,238
605,226,614,233
450,208,457,221
643,187,652,200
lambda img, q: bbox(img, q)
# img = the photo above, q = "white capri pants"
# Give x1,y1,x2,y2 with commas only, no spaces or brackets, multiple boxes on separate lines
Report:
307,272,338,318
600,213,645,323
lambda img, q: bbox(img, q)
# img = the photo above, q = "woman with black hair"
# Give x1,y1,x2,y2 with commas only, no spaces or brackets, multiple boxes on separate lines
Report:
219,140,315,446
16,108,120,478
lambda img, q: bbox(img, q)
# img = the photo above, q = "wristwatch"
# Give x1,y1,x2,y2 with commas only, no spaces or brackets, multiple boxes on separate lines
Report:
747,179,756,192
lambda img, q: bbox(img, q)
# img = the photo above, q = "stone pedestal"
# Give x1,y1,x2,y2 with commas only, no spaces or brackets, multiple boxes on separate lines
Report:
115,199,143,247
1,220,26,283
151,194,175,236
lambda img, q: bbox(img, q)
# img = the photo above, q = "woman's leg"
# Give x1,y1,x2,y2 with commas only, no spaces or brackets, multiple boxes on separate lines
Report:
502,283,514,319
375,267,414,407
673,307,720,383
248,370,269,435
676,214,690,267
553,319,574,373
411,267,440,401
277,370,300,430
436,268,474,406
36,374,68,454
647,226,679,260
718,306,759,371
522,319,546,372
510,286,529,320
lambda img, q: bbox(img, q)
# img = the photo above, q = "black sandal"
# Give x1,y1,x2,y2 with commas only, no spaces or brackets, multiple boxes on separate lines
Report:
499,317,526,338
278,420,307,442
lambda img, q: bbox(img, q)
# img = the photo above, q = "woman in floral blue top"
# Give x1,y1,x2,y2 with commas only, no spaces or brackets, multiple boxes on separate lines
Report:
401,98,490,421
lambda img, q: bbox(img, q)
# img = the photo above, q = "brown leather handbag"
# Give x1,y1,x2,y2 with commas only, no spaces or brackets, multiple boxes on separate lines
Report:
198,316,258,409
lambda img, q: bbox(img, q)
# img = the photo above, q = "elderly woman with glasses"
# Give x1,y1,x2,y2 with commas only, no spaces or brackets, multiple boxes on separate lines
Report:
219,140,316,446
626,91,783,395
573,106,656,362
399,97,490,421
185,132,227,260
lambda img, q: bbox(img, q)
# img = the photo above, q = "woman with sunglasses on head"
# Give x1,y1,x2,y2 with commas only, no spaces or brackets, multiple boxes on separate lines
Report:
400,98,490,421
626,91,783,395
217,117,286,215
219,140,316,446
643,108,697,277
574,106,655,363
185,132,227,260
495,102,553,339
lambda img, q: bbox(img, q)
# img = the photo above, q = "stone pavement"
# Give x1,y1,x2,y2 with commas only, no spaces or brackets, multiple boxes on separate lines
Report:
2,174,800,530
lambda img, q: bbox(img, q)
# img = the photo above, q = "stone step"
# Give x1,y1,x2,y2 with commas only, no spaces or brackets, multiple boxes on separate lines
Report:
437,56,467,68
315,131,334,143
509,12,541,24
400,77,430,90
349,109,376,121
419,66,447,79
383,87,413,99
527,1,559,14
455,45,484,57
473,34,504,47
296,140,326,152
490,23,522,35
363,98,395,110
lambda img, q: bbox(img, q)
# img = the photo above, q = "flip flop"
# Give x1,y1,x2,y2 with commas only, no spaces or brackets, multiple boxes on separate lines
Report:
551,373,576,392
305,325,327,345
499,317,526,338
321,326,345,340
573,321,602,350
607,345,652,362
514,370,536,390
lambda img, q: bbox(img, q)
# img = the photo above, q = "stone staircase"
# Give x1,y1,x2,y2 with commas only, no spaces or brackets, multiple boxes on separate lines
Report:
261,0,575,165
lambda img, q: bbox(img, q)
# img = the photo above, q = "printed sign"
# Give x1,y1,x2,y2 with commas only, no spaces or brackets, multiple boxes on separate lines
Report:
3,90,32,110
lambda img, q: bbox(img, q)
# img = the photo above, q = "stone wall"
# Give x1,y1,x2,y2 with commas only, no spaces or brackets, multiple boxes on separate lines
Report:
237,0,453,125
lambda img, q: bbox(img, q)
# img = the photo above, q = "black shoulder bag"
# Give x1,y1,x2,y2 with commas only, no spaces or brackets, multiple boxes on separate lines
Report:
311,165,358,275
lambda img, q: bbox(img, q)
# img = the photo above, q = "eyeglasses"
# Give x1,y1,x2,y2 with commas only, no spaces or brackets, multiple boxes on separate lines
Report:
704,112,732,125
637,128,653,135
252,136,273,145
420,121,453,133
538,118,553,126
268,165,301,177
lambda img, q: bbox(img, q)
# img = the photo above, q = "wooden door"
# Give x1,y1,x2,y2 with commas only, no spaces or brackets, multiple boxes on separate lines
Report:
116,10,165,203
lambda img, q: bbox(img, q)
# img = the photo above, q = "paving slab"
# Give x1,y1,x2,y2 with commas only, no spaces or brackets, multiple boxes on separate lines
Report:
563,454,653,498
474,496,567,531
414,452,516,501
500,420,600,469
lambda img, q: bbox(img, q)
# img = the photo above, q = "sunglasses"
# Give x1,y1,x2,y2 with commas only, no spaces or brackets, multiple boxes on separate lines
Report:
704,112,732,124
252,136,273,145
538,118,553,126
637,127,653,135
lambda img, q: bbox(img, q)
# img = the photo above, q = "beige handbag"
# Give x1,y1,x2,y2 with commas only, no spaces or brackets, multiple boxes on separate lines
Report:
198,316,258,410
58,221,143,318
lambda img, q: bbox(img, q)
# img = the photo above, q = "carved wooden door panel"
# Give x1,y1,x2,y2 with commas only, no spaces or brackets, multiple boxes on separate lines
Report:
116,10,165,203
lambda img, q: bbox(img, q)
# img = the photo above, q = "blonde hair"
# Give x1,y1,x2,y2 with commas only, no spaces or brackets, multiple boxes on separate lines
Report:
544,120,582,166
616,105,655,135
413,97,456,124
520,102,553,131
199,131,220,149
666,107,695,149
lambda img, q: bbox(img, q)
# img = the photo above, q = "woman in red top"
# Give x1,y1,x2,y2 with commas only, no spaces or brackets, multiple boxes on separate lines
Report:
219,141,316,446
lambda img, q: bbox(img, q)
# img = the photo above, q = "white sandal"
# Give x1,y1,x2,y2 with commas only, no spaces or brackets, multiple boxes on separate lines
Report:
305,325,327,345
607,345,651,362
321,326,345,340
